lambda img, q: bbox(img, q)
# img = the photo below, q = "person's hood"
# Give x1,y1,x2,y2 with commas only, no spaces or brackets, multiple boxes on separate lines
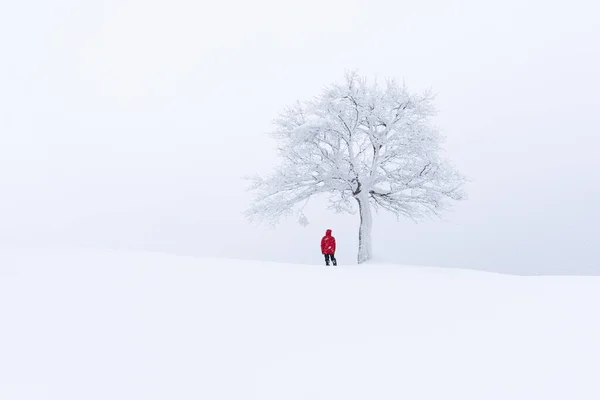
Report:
325,229,332,236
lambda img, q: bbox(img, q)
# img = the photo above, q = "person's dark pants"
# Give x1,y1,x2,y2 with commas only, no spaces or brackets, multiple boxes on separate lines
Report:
324,253,337,266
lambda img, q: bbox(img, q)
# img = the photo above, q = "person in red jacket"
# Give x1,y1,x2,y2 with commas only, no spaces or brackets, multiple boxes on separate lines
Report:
321,229,337,266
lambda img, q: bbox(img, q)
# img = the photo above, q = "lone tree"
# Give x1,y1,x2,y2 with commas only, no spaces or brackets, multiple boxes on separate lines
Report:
246,72,466,264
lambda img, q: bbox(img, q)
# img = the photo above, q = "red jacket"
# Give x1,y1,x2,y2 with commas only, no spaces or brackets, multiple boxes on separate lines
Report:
321,229,336,254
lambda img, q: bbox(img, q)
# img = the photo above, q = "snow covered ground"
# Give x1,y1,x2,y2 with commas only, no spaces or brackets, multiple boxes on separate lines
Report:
1,247,599,399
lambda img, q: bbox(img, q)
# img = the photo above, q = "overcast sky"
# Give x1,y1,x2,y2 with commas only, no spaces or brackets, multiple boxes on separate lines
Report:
1,0,598,274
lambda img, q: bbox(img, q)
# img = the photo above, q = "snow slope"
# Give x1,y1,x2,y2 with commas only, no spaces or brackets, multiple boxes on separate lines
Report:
1,248,599,399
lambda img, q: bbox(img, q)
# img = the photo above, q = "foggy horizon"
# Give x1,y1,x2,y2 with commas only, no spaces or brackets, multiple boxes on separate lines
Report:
1,0,598,275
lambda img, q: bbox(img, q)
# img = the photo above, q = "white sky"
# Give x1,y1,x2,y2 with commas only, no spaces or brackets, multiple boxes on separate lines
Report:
1,0,598,274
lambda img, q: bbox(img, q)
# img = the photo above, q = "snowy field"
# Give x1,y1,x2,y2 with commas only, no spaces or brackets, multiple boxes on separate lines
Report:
1,247,599,399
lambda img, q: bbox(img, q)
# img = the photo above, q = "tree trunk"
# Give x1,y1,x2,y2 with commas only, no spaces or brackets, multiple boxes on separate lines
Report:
356,192,373,264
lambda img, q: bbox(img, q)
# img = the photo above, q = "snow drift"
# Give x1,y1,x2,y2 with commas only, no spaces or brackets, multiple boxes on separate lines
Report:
1,248,599,399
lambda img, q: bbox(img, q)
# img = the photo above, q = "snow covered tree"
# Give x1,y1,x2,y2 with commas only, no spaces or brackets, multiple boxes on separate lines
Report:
246,72,466,264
